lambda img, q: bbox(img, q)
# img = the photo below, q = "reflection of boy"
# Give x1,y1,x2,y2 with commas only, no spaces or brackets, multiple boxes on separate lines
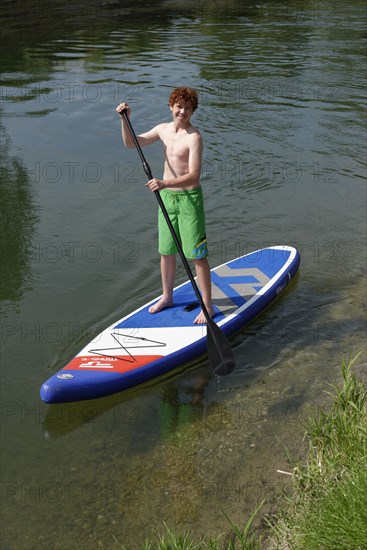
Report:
116,87,215,324
159,373,210,441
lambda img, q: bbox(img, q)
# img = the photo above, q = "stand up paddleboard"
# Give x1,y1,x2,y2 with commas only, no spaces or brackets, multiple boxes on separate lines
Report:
40,246,300,403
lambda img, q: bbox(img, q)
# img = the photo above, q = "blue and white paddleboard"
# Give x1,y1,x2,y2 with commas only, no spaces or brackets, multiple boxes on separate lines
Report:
40,246,300,403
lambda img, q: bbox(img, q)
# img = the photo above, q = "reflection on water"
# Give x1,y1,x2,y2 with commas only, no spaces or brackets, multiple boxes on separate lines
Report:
1,0,366,547
0,125,39,311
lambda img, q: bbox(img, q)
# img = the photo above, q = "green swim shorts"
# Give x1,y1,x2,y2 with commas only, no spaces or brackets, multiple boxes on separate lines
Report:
158,187,208,259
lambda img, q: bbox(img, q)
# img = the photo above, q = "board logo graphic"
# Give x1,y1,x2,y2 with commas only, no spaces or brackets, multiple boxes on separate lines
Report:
276,273,292,295
57,373,74,380
212,266,271,314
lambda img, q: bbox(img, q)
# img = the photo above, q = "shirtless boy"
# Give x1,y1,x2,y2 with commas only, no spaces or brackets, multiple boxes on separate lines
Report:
116,87,214,325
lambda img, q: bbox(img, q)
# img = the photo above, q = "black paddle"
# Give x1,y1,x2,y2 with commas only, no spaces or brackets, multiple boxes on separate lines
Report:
120,109,235,376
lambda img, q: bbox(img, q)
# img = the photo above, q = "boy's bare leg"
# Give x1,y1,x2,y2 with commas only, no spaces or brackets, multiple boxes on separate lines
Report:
193,258,215,324
149,254,176,313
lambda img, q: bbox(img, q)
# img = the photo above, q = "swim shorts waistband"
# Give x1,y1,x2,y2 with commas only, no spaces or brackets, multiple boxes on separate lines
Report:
160,186,202,197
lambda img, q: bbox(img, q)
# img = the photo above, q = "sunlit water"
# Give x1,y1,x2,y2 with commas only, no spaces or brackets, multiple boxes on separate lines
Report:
1,0,366,547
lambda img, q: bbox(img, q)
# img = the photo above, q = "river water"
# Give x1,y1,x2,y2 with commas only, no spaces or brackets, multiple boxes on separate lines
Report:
1,0,366,548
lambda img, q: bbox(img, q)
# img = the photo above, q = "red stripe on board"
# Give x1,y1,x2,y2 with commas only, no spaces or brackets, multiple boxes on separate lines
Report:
63,355,163,374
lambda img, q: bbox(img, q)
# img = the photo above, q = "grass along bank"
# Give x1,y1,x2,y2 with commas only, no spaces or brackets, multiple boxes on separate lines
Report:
114,355,366,549
268,354,367,549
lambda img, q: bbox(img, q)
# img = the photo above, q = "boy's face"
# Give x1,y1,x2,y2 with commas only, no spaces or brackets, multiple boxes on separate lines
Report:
170,100,194,126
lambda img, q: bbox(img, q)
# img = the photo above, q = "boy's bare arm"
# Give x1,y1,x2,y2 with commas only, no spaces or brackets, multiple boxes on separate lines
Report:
116,102,160,148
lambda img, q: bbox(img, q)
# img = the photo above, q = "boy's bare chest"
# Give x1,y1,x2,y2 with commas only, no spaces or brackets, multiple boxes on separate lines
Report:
162,132,190,162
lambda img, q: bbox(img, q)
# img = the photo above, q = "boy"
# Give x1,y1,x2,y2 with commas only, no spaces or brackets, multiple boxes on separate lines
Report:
116,87,214,325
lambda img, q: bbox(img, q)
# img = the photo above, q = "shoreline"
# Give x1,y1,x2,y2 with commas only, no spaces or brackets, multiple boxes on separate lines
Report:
123,354,366,548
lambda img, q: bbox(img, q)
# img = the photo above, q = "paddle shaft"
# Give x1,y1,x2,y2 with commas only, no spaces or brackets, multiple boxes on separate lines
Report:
121,111,219,335
121,110,235,375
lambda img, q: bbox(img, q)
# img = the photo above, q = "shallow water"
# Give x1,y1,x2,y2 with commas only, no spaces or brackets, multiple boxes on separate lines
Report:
1,0,366,547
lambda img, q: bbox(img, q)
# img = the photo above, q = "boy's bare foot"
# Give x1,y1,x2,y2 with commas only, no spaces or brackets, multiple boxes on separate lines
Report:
149,297,173,314
193,307,215,325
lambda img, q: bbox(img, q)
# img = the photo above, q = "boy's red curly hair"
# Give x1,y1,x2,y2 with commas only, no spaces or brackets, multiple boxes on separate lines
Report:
168,87,199,111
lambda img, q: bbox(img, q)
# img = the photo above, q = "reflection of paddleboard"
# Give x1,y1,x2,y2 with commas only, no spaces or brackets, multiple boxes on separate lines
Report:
40,246,300,404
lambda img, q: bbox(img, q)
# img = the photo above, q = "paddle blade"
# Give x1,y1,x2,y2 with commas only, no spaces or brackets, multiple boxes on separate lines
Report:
207,322,236,376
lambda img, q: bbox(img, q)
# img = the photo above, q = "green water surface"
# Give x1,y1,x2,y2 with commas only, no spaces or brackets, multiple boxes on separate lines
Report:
1,0,366,548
